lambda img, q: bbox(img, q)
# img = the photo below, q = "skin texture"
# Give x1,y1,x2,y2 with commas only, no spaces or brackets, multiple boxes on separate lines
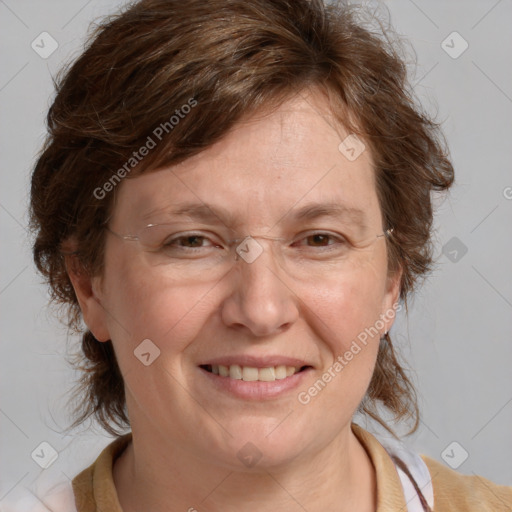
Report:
69,89,401,512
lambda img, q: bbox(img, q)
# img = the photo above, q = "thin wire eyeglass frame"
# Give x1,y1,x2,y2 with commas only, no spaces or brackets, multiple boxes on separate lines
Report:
105,224,395,261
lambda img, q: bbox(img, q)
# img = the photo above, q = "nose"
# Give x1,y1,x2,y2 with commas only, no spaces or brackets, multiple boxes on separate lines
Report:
220,236,299,337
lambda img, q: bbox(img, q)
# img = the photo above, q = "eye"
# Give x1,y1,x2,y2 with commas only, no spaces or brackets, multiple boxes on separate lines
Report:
167,235,209,248
304,233,334,247
294,232,347,249
163,233,217,249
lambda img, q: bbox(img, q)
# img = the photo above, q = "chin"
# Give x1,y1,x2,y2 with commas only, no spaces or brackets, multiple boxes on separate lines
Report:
206,419,308,470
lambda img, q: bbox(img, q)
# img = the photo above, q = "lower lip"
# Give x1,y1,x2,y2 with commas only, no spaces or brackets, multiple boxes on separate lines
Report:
198,366,313,400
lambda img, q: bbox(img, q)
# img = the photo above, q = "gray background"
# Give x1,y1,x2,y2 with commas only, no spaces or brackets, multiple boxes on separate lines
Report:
1,0,511,506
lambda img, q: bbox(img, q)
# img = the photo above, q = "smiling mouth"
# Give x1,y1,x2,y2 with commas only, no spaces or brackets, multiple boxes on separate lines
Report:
200,364,311,382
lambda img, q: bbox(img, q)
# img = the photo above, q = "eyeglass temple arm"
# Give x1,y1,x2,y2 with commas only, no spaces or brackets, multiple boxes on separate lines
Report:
105,226,139,241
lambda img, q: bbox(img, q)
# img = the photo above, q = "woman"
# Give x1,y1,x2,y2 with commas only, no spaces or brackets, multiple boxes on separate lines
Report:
26,0,512,511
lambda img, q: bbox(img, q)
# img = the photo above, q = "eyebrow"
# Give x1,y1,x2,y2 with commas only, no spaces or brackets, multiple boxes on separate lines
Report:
286,202,367,225
145,201,369,230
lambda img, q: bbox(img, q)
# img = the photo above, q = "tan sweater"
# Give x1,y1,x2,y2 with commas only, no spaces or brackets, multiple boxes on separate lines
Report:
72,423,512,511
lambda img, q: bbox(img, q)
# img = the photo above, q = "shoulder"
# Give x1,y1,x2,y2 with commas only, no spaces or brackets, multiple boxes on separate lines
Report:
422,455,512,511
72,433,131,512
0,478,76,512
0,435,130,512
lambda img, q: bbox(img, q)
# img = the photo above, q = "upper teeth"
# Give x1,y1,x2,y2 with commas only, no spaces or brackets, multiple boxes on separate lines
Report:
210,364,300,381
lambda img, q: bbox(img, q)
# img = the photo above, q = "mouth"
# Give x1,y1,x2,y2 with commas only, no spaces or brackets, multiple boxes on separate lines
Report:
200,364,311,382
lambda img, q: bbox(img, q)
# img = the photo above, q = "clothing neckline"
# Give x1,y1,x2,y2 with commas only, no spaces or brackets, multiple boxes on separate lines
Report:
72,423,410,511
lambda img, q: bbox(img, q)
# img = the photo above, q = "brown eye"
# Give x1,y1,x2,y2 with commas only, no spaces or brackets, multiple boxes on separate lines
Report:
306,234,332,246
295,232,345,248
162,233,214,250
289,232,350,256
176,235,207,248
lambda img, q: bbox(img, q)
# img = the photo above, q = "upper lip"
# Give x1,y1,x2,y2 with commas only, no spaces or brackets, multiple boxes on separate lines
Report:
199,355,313,368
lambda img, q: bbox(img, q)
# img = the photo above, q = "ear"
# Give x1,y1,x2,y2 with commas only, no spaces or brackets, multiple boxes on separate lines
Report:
65,254,110,342
380,266,403,334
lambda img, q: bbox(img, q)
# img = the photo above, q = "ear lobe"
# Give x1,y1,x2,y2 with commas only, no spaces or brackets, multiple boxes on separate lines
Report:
65,254,110,342
388,266,402,302
381,266,403,333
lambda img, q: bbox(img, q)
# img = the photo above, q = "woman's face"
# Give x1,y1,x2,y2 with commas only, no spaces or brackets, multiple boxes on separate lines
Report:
83,90,400,469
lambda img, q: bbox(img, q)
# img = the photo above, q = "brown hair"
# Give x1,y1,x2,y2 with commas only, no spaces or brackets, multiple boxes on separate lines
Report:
30,0,453,438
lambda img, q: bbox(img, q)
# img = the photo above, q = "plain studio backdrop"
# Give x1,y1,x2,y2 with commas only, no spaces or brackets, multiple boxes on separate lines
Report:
1,0,511,505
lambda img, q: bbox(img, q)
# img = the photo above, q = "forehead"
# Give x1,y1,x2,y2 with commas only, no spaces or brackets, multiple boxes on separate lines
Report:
112,91,382,231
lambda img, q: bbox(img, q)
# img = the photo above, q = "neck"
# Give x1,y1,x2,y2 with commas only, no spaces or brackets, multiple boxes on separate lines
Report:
113,422,376,512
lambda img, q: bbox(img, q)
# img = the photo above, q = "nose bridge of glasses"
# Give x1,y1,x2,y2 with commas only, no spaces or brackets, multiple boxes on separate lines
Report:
228,235,288,264
227,235,287,245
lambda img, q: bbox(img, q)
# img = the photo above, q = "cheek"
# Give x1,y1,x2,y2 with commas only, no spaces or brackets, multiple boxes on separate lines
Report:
293,266,385,432
304,258,388,348
100,249,216,361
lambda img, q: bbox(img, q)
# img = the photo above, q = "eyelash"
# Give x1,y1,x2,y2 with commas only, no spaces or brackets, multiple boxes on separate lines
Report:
163,232,347,252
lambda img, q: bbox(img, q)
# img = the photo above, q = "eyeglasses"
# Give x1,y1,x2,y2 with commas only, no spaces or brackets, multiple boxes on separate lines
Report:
105,223,394,281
